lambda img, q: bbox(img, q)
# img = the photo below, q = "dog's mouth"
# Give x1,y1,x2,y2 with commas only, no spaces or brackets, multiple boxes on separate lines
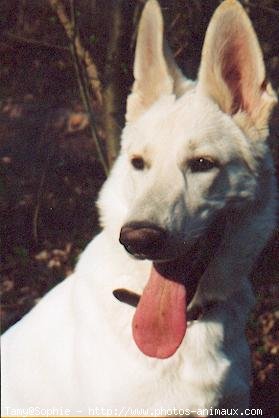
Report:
114,216,225,359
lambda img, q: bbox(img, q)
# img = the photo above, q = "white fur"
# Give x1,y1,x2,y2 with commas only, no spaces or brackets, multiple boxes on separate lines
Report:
1,1,277,416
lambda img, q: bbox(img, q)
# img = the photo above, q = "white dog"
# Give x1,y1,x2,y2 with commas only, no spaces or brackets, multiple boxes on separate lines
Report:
1,0,277,416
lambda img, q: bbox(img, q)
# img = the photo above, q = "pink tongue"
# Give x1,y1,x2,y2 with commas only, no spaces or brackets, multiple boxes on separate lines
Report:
132,265,187,359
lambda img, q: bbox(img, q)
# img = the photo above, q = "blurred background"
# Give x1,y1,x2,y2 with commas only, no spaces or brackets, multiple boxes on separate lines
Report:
0,0,278,416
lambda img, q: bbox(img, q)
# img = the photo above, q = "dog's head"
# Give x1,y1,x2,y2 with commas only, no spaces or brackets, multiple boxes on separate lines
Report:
98,0,277,359
98,0,277,256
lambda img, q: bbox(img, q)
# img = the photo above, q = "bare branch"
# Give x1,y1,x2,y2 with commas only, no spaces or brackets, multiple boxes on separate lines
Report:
48,0,103,106
48,0,109,175
32,118,56,243
68,0,109,176
33,155,49,244
244,1,279,18
103,1,123,167
4,31,69,51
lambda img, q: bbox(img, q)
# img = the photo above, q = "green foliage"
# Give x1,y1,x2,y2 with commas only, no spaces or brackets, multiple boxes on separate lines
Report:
49,15,58,24
89,34,97,44
13,246,29,262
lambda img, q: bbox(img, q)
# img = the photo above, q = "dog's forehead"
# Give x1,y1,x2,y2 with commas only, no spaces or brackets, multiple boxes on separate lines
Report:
123,92,245,160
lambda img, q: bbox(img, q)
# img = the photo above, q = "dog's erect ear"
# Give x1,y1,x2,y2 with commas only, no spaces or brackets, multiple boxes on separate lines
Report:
198,0,277,139
126,0,189,122
126,0,172,122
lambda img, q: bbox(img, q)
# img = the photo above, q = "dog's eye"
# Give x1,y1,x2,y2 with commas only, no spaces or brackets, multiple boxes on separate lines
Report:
189,157,217,173
131,156,145,170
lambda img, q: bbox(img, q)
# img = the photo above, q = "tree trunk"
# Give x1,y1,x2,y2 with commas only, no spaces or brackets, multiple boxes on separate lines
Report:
103,0,123,168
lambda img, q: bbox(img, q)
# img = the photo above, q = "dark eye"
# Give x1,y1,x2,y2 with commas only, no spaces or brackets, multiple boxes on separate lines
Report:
131,156,145,170
189,157,217,173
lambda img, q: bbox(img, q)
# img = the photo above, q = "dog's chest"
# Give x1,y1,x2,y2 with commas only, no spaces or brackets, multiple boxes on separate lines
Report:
76,314,229,412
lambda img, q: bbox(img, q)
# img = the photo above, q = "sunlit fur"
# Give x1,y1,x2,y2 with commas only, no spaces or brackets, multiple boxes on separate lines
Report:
1,0,277,416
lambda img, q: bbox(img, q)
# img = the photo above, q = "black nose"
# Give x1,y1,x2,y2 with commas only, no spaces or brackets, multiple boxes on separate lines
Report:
119,222,167,259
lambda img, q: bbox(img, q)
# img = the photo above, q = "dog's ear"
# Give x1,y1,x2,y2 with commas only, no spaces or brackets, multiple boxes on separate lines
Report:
126,0,172,122
198,0,277,139
126,0,190,122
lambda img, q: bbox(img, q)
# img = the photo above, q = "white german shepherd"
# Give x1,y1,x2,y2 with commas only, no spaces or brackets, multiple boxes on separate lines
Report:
2,0,277,416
